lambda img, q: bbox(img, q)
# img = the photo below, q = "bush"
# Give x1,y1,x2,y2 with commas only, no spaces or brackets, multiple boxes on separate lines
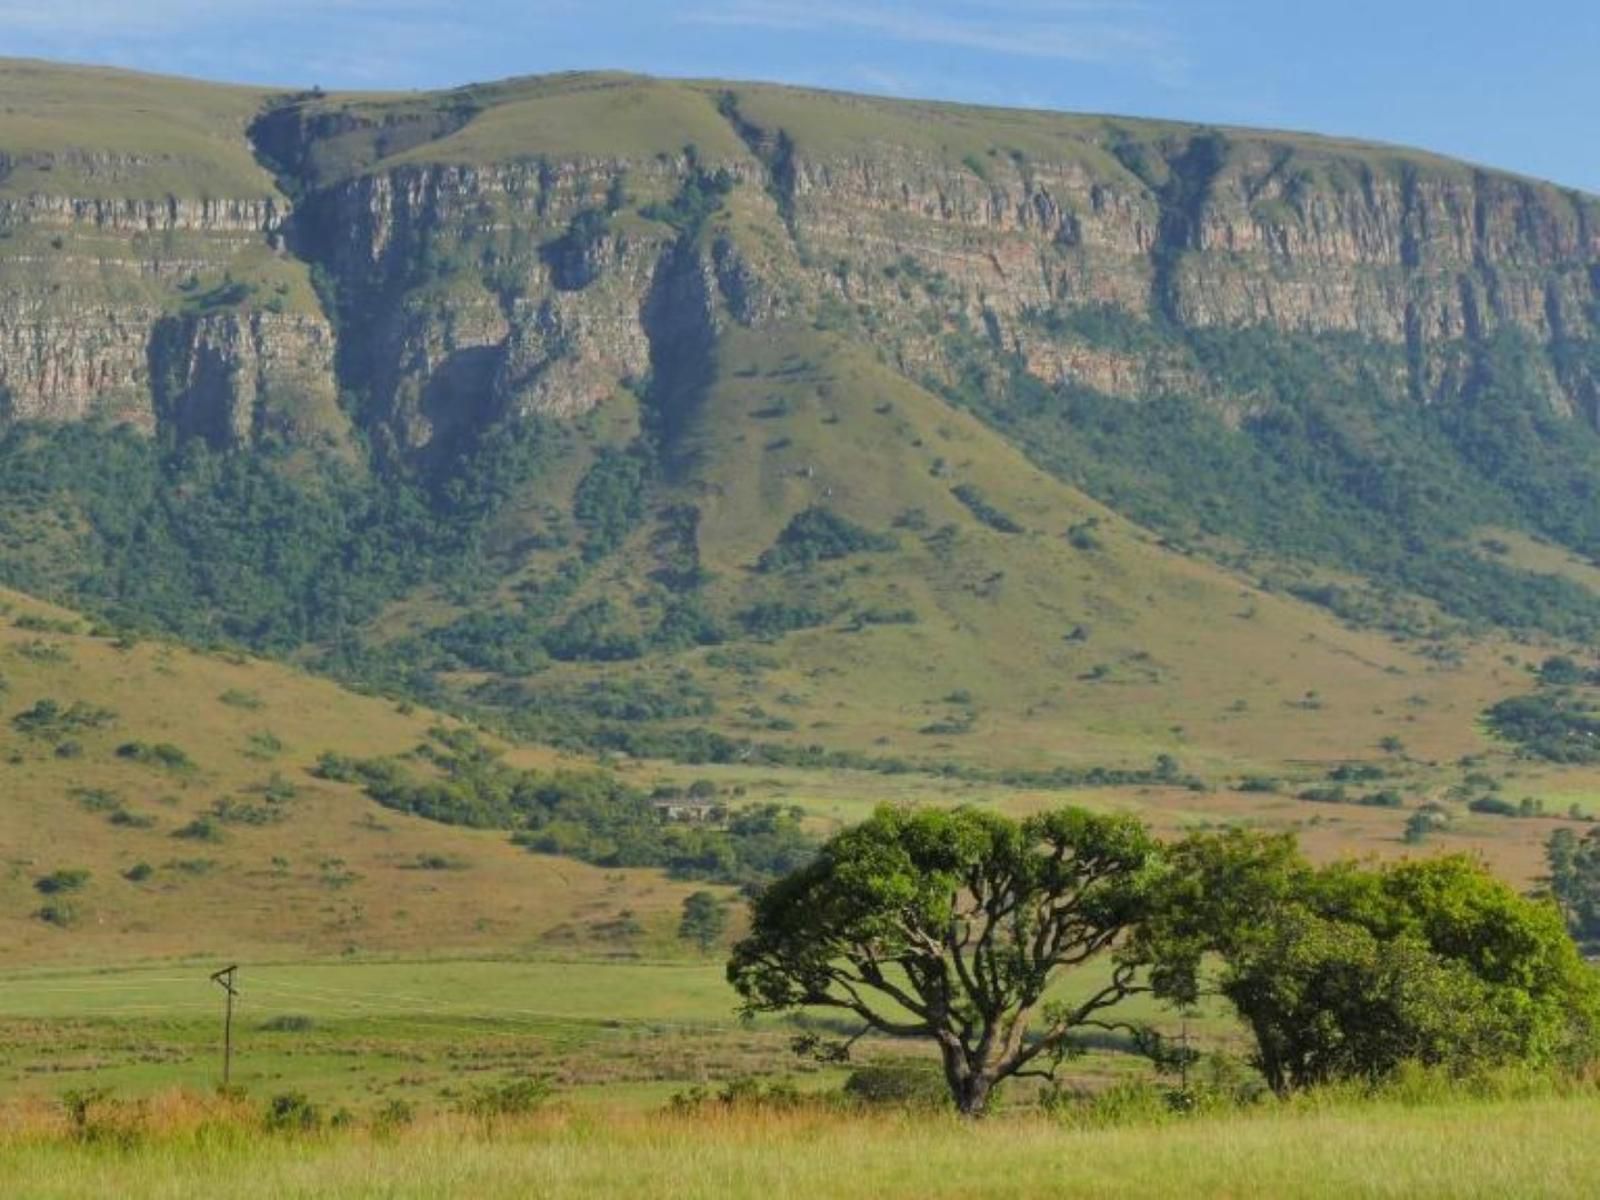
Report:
172,816,224,842
841,1060,950,1108
1539,656,1588,686
35,868,90,894
107,808,154,829
411,853,465,871
542,600,644,662
117,742,194,771
211,796,285,826
263,1092,322,1133
372,1098,416,1133
36,901,79,927
757,507,897,572
850,606,919,629
58,1087,146,1147
1066,519,1102,551
950,484,1023,533
12,699,116,740
672,1077,809,1114
736,601,829,639
1485,690,1600,763
461,1076,554,1118
1469,796,1519,817
1359,790,1404,809
1298,785,1347,804
72,788,122,813
1328,763,1386,783
572,447,649,559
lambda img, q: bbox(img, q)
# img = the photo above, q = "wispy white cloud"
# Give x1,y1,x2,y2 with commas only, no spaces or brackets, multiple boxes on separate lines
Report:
680,1,1183,76
0,0,466,44
0,0,489,87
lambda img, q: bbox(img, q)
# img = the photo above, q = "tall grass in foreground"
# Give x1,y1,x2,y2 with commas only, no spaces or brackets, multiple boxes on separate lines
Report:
4,1074,1600,1199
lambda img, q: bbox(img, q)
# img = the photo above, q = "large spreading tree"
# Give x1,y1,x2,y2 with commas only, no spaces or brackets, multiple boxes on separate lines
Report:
727,805,1163,1116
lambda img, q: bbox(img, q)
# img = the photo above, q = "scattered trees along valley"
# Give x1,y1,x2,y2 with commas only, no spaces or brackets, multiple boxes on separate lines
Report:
316,726,813,887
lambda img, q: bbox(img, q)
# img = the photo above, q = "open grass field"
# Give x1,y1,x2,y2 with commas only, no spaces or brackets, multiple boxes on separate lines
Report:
0,958,799,1112
3,1093,1599,1198
0,956,1216,1112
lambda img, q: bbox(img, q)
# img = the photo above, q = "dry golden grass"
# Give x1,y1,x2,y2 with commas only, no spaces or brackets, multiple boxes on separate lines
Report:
4,1089,1600,1198
0,588,702,968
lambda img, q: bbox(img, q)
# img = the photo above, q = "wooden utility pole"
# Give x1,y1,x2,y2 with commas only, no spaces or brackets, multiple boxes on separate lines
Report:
209,965,239,1090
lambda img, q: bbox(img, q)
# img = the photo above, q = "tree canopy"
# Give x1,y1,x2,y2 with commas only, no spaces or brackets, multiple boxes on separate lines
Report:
727,804,1162,1116
1131,830,1600,1094
1545,826,1600,946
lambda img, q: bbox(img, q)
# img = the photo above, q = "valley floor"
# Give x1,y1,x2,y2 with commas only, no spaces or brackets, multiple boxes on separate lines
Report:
0,958,1167,1111
3,1096,1596,1198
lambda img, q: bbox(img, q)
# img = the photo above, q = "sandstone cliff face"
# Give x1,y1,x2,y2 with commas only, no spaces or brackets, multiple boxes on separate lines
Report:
150,309,343,449
0,175,342,446
287,155,757,449
756,129,1599,405
1,77,1596,450
0,295,158,426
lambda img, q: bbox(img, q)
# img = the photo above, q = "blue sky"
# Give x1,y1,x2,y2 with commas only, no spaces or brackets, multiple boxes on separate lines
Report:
5,0,1597,192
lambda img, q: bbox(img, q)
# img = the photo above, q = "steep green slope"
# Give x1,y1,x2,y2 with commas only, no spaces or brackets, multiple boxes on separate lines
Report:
352,324,1541,777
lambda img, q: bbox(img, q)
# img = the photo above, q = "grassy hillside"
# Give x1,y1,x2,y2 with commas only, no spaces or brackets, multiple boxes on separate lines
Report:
0,568,1579,978
0,59,275,199
0,586,716,967
365,325,1587,792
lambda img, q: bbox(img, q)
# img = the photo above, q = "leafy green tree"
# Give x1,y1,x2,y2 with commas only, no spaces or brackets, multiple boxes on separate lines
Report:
1403,811,1433,844
1539,656,1586,686
756,507,897,573
1544,826,1600,944
1132,831,1600,1095
678,890,729,953
727,805,1162,1117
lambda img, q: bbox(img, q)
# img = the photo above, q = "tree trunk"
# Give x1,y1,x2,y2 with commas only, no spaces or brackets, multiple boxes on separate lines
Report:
951,1070,996,1118
953,1075,992,1126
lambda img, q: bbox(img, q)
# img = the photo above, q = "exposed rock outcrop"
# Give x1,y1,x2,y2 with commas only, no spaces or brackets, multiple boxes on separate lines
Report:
151,309,344,449
1,73,1596,451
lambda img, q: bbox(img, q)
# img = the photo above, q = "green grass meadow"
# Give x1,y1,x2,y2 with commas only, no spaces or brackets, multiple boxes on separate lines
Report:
0,957,1211,1114
4,1095,1599,1198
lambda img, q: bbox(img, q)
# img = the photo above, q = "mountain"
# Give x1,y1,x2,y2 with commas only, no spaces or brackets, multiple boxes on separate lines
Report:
1,59,1599,777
